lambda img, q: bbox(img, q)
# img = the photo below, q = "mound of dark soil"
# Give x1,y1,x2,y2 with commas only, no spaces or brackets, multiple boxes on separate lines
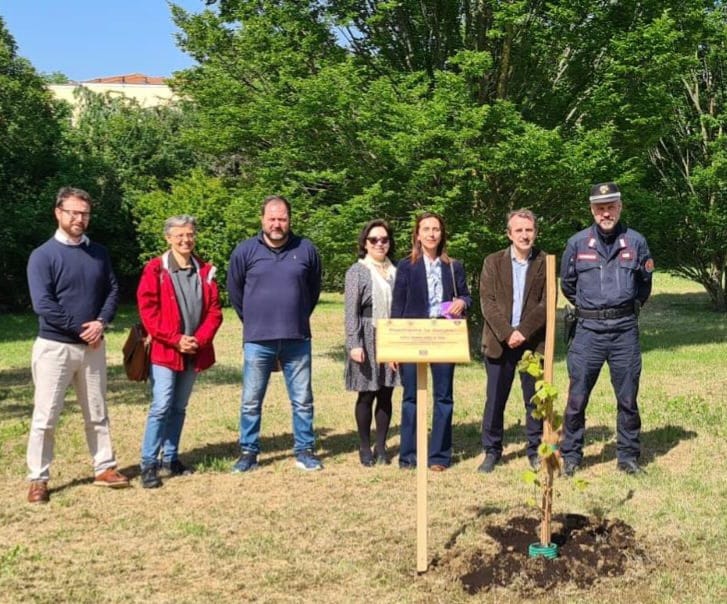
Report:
458,513,650,594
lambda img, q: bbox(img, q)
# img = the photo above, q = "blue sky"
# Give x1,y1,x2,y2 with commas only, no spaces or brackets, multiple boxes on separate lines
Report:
0,0,208,80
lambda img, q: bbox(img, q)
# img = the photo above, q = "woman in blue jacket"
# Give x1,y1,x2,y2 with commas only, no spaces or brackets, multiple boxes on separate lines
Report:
391,212,471,471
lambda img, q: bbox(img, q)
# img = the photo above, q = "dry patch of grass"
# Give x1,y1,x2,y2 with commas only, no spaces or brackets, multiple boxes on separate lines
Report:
0,274,726,603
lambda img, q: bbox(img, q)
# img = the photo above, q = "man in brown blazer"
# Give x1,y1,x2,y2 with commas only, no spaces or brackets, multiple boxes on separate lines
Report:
478,209,546,473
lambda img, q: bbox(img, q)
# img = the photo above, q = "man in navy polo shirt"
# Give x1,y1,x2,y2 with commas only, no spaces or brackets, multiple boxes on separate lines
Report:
227,195,322,472
560,182,653,476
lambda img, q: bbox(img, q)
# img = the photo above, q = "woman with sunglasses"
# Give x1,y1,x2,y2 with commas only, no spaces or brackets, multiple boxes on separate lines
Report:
344,219,398,466
391,212,471,471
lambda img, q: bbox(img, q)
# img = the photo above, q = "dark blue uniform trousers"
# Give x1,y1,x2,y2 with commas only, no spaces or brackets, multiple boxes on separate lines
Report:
481,346,542,459
399,362,455,467
562,325,642,464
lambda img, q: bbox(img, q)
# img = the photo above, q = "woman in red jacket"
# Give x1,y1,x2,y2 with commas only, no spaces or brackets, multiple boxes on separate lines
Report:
137,215,223,488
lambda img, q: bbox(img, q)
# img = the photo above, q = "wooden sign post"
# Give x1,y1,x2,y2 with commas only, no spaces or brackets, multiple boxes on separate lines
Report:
416,362,428,572
377,319,470,573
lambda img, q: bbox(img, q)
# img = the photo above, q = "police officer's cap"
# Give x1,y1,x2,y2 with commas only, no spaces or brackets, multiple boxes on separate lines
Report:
589,182,621,204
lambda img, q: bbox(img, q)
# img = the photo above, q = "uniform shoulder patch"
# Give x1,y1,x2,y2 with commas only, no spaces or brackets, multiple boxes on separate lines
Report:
644,258,655,273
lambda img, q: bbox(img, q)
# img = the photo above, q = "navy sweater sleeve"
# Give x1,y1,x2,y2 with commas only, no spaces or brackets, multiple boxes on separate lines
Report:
28,244,78,335
227,242,246,322
560,236,578,306
308,243,322,314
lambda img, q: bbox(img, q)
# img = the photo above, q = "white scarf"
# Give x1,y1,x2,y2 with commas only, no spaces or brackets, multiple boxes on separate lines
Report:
360,256,396,327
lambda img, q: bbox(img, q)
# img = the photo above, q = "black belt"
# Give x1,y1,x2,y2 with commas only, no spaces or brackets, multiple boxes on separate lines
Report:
576,304,635,320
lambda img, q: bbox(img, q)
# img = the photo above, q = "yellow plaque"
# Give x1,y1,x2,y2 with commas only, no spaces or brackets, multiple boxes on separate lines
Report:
376,319,471,363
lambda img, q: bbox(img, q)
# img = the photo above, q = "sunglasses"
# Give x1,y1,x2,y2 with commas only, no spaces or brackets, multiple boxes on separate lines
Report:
366,236,390,245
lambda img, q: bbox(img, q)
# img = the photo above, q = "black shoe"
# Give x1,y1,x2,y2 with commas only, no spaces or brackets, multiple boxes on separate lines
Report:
359,448,375,467
141,466,162,489
528,456,541,471
161,459,193,477
617,459,644,475
477,453,500,474
399,460,416,470
232,452,259,473
374,447,391,465
563,460,579,477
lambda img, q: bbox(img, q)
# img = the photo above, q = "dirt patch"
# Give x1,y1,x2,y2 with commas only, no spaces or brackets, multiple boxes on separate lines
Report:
452,512,651,594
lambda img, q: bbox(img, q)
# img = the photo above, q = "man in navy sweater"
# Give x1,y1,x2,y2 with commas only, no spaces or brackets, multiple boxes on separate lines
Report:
25,187,129,504
227,195,323,472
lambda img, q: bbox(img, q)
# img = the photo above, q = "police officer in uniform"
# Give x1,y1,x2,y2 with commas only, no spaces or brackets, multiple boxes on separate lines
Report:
560,182,653,476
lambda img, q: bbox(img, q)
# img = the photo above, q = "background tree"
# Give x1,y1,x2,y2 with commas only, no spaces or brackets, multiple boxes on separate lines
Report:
0,18,65,308
4,3,727,311
41,71,70,84
174,1,727,311
131,169,246,300
640,6,727,310
50,87,197,295
172,1,634,293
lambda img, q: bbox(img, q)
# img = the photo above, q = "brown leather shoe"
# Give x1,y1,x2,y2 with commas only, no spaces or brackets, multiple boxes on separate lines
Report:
93,468,130,488
429,464,448,472
28,480,49,504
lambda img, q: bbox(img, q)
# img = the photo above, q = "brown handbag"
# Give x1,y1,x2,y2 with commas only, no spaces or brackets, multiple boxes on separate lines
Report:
122,323,150,381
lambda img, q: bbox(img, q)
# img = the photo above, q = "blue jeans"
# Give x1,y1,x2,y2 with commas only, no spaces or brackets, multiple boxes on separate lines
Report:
239,339,315,454
140,364,197,470
399,362,455,467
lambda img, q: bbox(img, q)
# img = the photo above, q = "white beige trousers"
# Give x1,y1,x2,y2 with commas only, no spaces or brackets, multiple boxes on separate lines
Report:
27,338,117,480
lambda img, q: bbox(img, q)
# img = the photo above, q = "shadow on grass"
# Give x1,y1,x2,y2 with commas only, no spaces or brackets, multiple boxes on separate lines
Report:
0,367,151,421
109,425,383,481
451,422,612,467
0,367,34,421
0,401,31,422
638,291,726,352
544,292,727,359
0,311,39,344
580,423,696,469
98,417,497,482
641,424,697,464
321,344,346,363
45,422,698,497
459,421,696,472
0,307,146,345
315,297,343,307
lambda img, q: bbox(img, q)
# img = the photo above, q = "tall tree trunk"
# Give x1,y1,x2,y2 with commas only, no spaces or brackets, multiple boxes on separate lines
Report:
497,22,513,100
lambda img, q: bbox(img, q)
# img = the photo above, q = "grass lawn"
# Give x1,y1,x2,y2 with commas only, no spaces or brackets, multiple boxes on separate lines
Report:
0,272,725,603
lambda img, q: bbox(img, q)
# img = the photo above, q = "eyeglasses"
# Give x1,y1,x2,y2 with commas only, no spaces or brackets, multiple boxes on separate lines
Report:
169,233,196,241
366,236,390,245
58,208,91,220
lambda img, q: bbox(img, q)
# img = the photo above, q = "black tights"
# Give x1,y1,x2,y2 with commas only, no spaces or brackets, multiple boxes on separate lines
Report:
355,387,393,453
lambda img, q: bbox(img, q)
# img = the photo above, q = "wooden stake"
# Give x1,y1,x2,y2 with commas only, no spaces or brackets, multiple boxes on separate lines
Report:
543,255,557,383
541,255,558,547
416,362,428,573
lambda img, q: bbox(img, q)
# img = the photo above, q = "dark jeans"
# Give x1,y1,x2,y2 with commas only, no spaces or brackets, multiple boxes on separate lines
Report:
562,326,642,464
481,346,542,459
